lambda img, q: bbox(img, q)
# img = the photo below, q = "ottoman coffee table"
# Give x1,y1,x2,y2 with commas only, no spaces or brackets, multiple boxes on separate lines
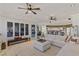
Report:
33,39,51,52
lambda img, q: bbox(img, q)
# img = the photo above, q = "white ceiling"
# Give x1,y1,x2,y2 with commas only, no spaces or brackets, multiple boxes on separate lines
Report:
0,3,79,24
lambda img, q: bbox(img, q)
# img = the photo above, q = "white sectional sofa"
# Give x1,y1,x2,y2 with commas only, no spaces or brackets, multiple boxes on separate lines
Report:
45,35,69,48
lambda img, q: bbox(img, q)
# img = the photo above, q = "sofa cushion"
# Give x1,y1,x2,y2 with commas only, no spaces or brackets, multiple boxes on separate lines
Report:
45,35,56,41
46,35,67,42
58,36,67,41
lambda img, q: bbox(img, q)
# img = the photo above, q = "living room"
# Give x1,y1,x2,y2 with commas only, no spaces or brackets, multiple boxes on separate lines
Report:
0,3,79,56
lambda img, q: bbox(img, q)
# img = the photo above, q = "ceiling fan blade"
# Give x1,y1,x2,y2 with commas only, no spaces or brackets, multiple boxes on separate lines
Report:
31,10,37,14
29,4,32,8
26,3,30,8
25,11,28,14
18,7,26,9
32,8,40,10
26,3,29,6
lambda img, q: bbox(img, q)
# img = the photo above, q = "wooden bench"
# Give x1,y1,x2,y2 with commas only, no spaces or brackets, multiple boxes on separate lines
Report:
8,36,30,46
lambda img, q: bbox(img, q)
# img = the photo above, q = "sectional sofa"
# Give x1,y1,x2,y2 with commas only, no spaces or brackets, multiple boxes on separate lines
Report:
45,35,68,48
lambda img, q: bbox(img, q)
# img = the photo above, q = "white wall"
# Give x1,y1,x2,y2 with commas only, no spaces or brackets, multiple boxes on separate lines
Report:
70,14,79,37
71,14,79,25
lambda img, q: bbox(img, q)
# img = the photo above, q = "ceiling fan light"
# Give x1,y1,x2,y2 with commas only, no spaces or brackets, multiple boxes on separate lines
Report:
28,11,31,13
68,18,71,20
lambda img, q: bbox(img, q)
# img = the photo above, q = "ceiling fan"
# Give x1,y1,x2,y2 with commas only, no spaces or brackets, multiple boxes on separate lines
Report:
18,3,40,15
50,16,56,21
49,16,56,23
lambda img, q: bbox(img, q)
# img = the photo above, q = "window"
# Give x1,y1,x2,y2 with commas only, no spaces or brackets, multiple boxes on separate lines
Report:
25,24,29,35
7,22,13,37
20,23,24,36
15,23,19,36
31,25,35,37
